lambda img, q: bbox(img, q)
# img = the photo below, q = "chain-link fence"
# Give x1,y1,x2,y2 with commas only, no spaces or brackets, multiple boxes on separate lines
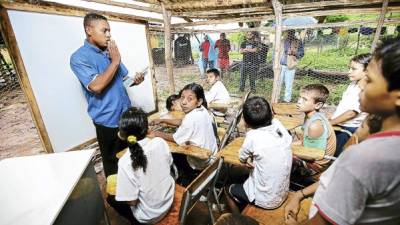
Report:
149,20,400,110
0,44,18,102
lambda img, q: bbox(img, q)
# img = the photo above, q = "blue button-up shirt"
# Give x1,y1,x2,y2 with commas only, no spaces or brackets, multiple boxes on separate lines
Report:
70,40,131,128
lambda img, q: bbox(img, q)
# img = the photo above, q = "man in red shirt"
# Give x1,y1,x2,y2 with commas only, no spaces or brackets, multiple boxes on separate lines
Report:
215,33,231,78
200,35,212,78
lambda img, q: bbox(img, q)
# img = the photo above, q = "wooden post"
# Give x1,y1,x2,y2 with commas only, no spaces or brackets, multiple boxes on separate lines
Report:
371,0,389,52
0,8,54,153
355,25,362,55
161,2,175,93
145,24,160,114
271,0,283,103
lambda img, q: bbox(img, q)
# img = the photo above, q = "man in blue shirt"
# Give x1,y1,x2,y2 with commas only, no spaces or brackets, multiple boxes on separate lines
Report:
70,13,143,177
280,29,304,102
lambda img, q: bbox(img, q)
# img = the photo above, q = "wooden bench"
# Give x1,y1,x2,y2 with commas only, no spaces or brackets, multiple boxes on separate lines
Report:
158,157,224,225
242,196,312,225
156,184,185,225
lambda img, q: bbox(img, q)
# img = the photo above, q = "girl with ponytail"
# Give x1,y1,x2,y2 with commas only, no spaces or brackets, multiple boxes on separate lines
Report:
119,107,149,172
112,107,175,224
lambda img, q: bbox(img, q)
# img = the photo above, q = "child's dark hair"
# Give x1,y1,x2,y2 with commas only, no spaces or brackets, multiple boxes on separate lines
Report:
214,213,259,225
119,107,148,172
351,53,372,69
243,96,273,129
84,13,107,28
373,37,400,92
179,83,208,109
207,68,220,77
301,84,329,105
366,114,383,134
166,94,180,111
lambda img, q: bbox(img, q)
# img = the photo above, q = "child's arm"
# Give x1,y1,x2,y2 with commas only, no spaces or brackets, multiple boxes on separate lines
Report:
149,130,175,142
285,182,320,223
329,110,358,126
307,120,324,139
238,137,254,167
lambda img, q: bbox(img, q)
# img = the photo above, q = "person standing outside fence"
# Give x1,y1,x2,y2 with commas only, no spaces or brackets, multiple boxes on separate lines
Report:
215,33,231,78
70,13,144,177
199,34,216,78
280,30,304,102
239,31,259,93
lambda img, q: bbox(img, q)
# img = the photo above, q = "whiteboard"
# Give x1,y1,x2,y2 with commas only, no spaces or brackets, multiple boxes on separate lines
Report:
8,10,156,152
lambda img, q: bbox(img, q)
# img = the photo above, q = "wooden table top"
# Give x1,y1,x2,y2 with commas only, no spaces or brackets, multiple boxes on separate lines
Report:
274,115,303,131
238,115,303,133
272,103,301,115
209,102,231,111
117,139,211,160
148,111,185,122
218,137,324,166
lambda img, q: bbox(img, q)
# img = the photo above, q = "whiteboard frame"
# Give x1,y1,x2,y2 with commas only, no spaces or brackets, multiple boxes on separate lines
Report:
0,3,159,153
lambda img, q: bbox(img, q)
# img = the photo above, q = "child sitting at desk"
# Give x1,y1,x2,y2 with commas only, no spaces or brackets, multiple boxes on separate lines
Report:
166,94,182,112
150,94,184,127
205,68,231,105
111,107,175,224
151,83,218,172
293,84,336,177
329,53,371,156
225,96,293,213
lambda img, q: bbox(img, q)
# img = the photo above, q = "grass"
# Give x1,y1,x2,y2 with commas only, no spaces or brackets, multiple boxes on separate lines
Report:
222,67,348,105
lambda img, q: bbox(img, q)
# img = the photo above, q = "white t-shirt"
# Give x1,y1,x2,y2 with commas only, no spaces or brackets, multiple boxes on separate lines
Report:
173,106,218,170
331,82,367,128
239,119,293,209
115,137,175,224
205,81,231,104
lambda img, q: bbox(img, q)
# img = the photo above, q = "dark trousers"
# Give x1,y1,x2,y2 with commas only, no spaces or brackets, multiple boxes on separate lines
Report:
202,58,214,75
334,126,358,157
94,123,127,177
106,195,144,225
172,153,199,186
239,64,258,92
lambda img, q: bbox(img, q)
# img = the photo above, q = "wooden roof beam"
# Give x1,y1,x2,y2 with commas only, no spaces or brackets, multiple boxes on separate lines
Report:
83,0,162,13
173,0,385,18
1,0,164,24
144,0,269,10
149,17,400,34
171,6,400,28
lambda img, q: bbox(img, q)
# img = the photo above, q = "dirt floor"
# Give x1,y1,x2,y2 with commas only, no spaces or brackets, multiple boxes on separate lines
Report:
0,89,45,158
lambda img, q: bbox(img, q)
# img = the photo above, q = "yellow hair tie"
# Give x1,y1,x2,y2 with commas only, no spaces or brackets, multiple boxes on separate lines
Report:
127,135,137,144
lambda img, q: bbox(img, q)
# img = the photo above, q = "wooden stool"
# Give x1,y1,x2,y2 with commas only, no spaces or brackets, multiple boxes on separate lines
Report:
156,184,185,225
242,197,312,225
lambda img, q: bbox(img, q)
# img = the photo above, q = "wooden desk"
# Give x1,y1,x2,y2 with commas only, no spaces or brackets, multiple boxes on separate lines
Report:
238,116,303,133
274,115,303,130
272,103,301,115
148,111,185,122
209,102,230,111
218,137,324,166
117,139,211,160
0,150,108,225
166,141,211,159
